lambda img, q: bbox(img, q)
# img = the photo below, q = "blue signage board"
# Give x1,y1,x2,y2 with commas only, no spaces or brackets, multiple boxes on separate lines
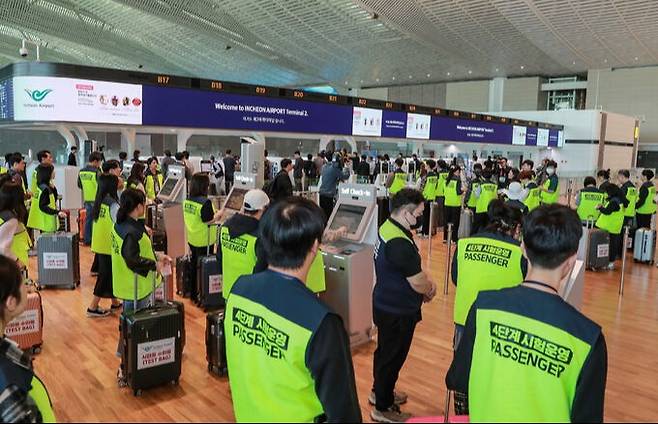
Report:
0,79,13,121
525,127,538,146
142,85,353,135
381,110,407,139
430,116,513,144
548,129,560,147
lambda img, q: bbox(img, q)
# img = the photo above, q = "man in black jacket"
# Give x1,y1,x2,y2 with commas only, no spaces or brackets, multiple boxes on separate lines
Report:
269,158,294,203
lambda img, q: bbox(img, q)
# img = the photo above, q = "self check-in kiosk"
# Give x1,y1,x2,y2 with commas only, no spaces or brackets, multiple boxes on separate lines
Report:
153,166,187,259
319,183,378,347
222,172,257,221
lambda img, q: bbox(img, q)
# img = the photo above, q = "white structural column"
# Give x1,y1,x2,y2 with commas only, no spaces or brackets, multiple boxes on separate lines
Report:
120,128,136,155
488,77,506,112
319,136,357,152
176,129,194,152
55,124,76,150
71,126,88,146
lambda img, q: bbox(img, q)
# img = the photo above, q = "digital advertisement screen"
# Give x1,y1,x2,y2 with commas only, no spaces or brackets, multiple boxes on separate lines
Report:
537,128,550,147
430,116,513,144
12,76,142,124
406,113,431,139
558,130,565,147
0,79,13,120
352,107,382,137
549,129,560,147
142,85,353,135
512,125,527,146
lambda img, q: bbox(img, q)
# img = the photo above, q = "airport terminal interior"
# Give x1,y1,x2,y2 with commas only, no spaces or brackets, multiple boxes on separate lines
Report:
1,0,658,422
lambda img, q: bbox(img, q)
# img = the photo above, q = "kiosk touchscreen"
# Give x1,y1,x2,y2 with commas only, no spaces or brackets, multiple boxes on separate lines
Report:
154,169,188,259
122,162,133,181
319,183,378,347
221,173,257,221
200,160,213,173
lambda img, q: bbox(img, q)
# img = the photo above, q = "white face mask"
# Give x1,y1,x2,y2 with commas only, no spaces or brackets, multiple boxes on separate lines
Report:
546,167,555,175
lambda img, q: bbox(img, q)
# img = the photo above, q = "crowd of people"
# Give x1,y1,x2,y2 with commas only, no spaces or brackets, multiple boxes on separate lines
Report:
0,145,653,422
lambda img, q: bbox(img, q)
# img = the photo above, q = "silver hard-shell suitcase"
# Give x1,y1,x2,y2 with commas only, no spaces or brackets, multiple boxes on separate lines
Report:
457,208,473,240
37,215,80,290
633,228,655,264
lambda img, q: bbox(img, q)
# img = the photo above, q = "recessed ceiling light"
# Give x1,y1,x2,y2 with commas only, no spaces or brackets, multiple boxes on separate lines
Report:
572,61,576,65
376,78,380,82
360,80,363,83
392,76,396,81
409,75,413,79
520,65,525,70
427,73,431,78
635,57,639,61
604,59,608,63
344,81,349,85
495,68,499,72
468,70,472,74
446,72,451,76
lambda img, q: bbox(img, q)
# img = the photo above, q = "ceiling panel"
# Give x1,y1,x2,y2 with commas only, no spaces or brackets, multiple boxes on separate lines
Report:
0,0,656,89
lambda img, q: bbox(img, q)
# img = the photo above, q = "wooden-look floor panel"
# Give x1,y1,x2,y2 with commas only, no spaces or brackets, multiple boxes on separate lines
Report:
26,238,658,422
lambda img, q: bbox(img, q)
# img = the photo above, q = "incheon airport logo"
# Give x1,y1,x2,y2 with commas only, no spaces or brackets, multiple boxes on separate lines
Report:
25,88,53,102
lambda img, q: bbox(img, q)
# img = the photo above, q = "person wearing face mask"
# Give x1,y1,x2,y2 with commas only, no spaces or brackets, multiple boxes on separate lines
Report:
446,205,607,422
144,157,164,202
540,160,560,205
371,188,437,422
419,160,438,238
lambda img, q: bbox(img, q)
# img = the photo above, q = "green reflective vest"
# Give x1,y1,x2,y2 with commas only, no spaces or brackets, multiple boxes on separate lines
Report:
145,173,164,200
454,237,524,325
576,189,605,222
596,200,625,235
0,166,6,175
636,183,656,215
307,253,326,294
523,184,542,212
184,199,218,248
445,179,462,207
624,185,638,217
389,171,407,195
476,183,498,214
0,212,31,265
31,376,56,423
436,172,449,198
541,178,560,205
27,185,57,233
469,308,593,422
466,180,481,208
111,225,161,300
30,168,38,195
91,197,117,255
226,289,326,422
79,169,99,203
422,174,438,201
220,225,258,299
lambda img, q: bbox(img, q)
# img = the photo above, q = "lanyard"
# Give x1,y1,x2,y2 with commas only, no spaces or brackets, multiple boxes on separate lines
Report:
522,280,559,295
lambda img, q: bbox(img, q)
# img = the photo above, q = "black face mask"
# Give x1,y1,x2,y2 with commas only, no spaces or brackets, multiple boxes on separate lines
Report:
406,211,423,230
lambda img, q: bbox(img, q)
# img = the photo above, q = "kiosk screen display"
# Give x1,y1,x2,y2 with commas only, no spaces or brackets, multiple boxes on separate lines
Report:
159,178,178,197
200,161,213,173
225,188,248,211
329,204,367,234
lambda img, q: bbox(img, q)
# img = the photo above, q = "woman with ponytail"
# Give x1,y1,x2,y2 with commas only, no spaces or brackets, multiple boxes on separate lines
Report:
450,200,528,348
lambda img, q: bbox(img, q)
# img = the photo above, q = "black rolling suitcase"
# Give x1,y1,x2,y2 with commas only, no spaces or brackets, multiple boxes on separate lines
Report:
176,255,192,297
197,227,224,311
206,310,228,376
587,229,610,270
120,273,183,396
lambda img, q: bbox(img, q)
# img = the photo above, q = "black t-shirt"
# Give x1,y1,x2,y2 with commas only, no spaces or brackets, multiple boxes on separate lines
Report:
223,156,236,178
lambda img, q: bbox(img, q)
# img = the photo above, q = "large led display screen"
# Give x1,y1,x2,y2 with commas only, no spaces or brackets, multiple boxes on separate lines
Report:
12,76,142,124
142,85,353,135
430,116,513,144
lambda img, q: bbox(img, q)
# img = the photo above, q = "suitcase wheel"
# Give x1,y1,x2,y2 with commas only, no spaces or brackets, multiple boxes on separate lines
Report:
171,379,179,386
69,285,76,290
32,346,42,355
133,389,142,397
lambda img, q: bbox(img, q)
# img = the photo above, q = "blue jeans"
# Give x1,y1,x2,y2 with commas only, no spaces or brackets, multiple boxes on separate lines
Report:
116,296,152,358
84,202,94,245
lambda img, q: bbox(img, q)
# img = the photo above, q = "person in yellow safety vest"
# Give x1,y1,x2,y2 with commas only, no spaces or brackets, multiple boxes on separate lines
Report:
443,166,464,242
7,153,31,200
183,173,224,302
519,170,541,213
111,188,171,385
27,165,66,234
596,184,627,270
30,151,53,198
435,160,450,201
473,168,498,234
451,200,527,347
617,170,637,229
385,158,408,211
635,169,656,230
218,189,269,299
86,174,123,318
225,196,361,423
575,176,605,222
78,152,103,246
465,164,483,212
419,159,439,238
0,256,57,422
540,160,560,205
447,205,607,422
144,157,164,201
0,178,31,269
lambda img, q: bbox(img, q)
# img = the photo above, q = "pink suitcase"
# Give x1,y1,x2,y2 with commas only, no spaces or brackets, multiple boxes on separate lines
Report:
5,290,44,354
